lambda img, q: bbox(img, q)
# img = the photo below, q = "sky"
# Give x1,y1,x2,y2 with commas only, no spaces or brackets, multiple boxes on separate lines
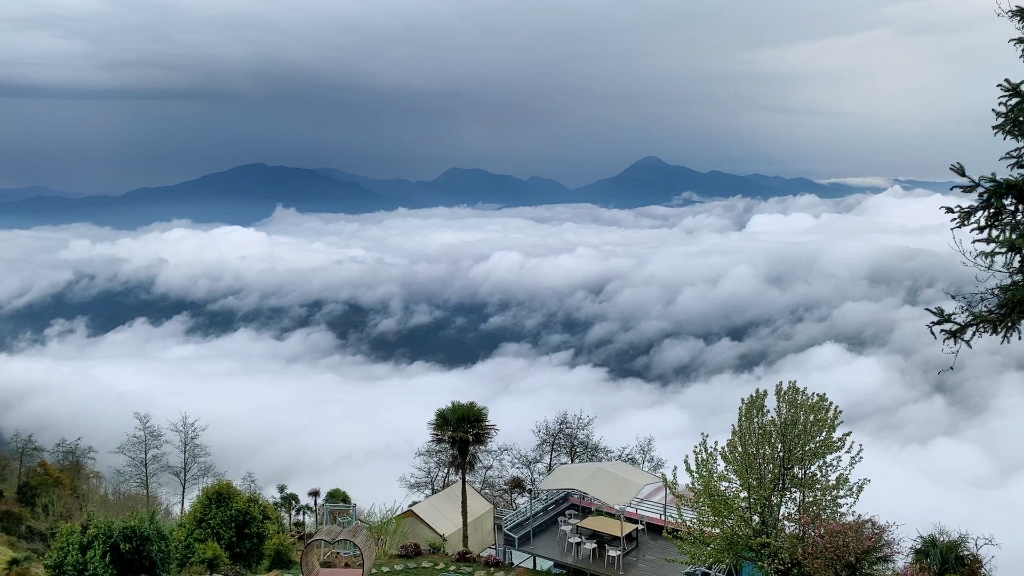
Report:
0,0,1020,192
0,188,1021,568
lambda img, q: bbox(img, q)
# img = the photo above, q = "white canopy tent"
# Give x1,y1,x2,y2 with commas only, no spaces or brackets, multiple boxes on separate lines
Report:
538,461,661,506
538,461,662,574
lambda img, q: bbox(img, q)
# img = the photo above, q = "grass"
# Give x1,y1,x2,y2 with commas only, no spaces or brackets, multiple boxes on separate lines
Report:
0,535,44,576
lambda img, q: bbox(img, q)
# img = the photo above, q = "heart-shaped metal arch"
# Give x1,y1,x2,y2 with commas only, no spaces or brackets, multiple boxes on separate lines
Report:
300,523,378,576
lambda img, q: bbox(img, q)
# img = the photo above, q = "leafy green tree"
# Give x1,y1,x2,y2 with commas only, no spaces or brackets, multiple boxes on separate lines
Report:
927,6,1024,351
173,480,281,572
44,512,172,576
668,381,867,576
908,525,998,576
324,487,351,505
428,400,498,550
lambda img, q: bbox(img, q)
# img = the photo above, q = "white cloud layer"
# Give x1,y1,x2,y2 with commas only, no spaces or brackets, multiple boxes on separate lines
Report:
0,188,1021,568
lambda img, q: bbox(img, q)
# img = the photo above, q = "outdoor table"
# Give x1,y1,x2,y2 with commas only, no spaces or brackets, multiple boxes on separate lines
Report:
576,515,639,539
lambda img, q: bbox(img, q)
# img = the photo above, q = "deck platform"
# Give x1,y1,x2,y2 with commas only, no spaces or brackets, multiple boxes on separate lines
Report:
508,519,685,576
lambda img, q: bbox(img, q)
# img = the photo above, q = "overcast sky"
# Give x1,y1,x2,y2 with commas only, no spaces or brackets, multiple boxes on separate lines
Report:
0,0,1019,192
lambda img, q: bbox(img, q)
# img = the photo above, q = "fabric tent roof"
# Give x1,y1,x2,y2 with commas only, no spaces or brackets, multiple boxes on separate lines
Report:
538,461,661,506
406,482,492,538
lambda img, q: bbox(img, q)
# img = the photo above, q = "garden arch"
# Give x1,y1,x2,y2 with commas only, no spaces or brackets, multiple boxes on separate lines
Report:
300,523,377,576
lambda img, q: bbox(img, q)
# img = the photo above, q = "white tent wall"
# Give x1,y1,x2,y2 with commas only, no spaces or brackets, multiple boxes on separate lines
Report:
442,505,495,555
399,512,443,551
400,483,496,555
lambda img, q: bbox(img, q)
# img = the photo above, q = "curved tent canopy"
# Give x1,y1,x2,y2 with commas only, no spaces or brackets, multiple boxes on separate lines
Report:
538,461,660,506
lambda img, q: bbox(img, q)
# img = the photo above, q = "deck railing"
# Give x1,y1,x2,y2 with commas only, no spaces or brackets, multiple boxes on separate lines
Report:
499,489,570,538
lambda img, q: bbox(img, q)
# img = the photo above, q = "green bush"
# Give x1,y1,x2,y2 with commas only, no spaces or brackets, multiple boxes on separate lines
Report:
3,552,35,576
174,480,281,572
193,541,229,574
426,538,446,555
0,505,28,537
263,534,295,571
44,512,172,576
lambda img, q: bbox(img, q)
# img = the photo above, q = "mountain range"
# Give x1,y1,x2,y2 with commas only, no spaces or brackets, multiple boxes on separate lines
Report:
0,157,958,229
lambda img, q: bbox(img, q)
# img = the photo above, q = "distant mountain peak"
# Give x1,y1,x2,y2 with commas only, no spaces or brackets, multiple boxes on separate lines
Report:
631,155,669,166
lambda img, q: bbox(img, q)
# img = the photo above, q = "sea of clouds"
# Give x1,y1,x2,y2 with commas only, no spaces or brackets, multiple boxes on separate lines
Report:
0,187,1021,567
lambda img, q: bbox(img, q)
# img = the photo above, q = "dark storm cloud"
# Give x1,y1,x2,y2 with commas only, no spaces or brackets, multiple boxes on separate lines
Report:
0,0,1017,191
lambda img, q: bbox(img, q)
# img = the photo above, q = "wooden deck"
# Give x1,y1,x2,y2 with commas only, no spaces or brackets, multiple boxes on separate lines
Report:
508,520,686,576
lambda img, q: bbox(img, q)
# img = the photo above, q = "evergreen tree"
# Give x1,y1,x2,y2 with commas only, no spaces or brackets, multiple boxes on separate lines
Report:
927,6,1024,352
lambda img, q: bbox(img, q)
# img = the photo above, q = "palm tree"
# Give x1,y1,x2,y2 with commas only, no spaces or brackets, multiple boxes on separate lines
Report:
307,487,322,529
910,528,985,576
428,400,498,550
296,503,315,544
276,484,301,533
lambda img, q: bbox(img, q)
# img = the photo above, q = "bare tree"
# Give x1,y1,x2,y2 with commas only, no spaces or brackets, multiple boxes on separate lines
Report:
531,411,571,473
469,442,517,510
398,442,456,498
240,471,262,495
111,412,167,510
616,435,667,474
507,443,546,491
7,431,45,486
50,437,100,502
531,410,611,471
166,412,221,515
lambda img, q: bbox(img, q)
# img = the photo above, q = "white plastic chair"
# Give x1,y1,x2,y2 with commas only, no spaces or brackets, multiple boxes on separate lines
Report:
581,539,598,562
565,535,583,557
605,546,622,570
558,522,573,543
637,515,648,539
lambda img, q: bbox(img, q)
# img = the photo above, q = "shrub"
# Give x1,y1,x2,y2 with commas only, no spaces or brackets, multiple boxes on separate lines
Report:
194,541,229,574
174,480,281,572
3,552,35,576
44,512,172,576
426,538,446,555
800,516,901,576
481,554,501,567
220,565,245,576
452,548,476,563
0,505,28,537
396,541,423,558
362,502,408,559
263,534,296,570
